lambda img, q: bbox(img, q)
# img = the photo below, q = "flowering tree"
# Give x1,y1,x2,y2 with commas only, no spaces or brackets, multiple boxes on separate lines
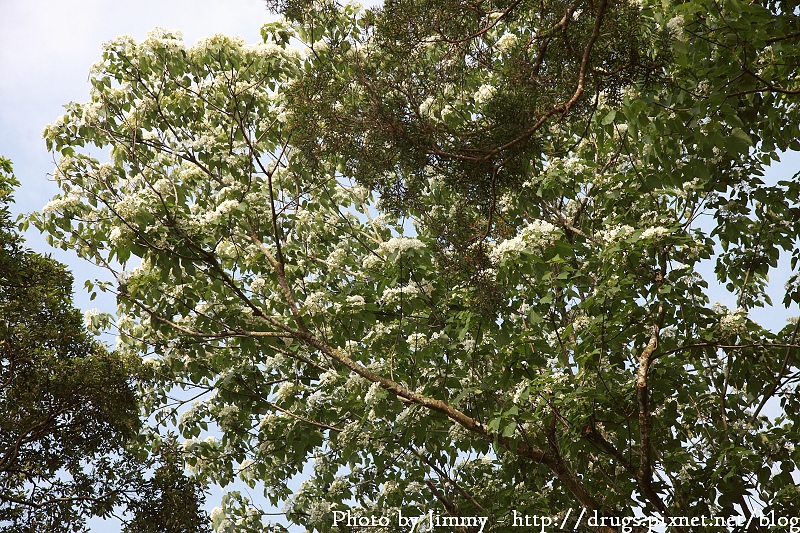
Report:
34,0,800,531
0,159,208,533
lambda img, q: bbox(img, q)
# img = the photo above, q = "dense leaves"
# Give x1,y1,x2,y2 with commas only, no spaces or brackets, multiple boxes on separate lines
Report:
33,0,800,531
285,0,668,214
1,159,208,533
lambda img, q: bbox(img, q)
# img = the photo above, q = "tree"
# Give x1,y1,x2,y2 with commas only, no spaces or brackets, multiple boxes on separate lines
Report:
34,0,800,530
0,158,209,533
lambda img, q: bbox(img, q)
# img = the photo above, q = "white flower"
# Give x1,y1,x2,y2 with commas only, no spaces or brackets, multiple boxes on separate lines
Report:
275,382,296,401
115,195,145,218
318,368,340,387
238,459,255,477
660,327,677,339
250,276,267,293
193,34,245,54
152,178,173,195
407,332,428,350
461,337,475,352
344,339,359,355
487,10,503,21
512,381,531,403
489,219,558,263
380,284,420,305
597,224,635,244
259,413,279,428
496,33,517,52
81,102,103,124
116,313,135,331
380,236,426,254
329,477,349,495
349,183,370,202
572,315,590,331
308,500,331,522
419,96,436,116
215,199,240,216
243,41,283,57
215,519,234,532
381,480,399,496
546,331,562,350
474,84,496,105
640,226,670,240
310,39,329,53
42,193,83,214
145,27,185,51
364,381,385,405
362,254,383,269
563,155,586,174
371,213,390,230
346,295,366,307
449,422,471,440
441,105,456,121
179,403,200,427
83,308,101,329
304,291,328,314
667,15,685,40
218,404,240,425
719,308,747,335
326,247,347,267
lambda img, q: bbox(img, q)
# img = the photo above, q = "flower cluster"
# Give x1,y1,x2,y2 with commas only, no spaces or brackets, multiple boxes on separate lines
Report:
490,219,558,264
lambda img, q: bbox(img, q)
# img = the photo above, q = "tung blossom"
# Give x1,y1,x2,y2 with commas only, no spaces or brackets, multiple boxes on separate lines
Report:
489,219,558,264
346,295,366,307
473,84,496,105
380,283,420,305
496,33,517,52
419,96,436,117
640,226,671,240
667,15,685,40
83,308,101,329
597,224,635,244
381,236,425,253
406,332,428,350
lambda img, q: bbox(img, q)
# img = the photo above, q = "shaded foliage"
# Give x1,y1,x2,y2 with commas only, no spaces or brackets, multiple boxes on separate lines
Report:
0,158,209,533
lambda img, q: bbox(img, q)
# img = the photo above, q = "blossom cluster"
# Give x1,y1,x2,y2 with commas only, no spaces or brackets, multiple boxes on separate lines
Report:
490,219,558,264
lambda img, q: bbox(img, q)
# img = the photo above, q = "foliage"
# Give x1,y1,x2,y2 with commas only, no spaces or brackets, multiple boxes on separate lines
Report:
122,436,212,533
284,0,668,213
0,159,208,533
33,0,800,531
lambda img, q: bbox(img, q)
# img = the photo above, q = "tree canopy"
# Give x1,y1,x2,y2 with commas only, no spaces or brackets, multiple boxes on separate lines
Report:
33,0,800,531
1,158,209,533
